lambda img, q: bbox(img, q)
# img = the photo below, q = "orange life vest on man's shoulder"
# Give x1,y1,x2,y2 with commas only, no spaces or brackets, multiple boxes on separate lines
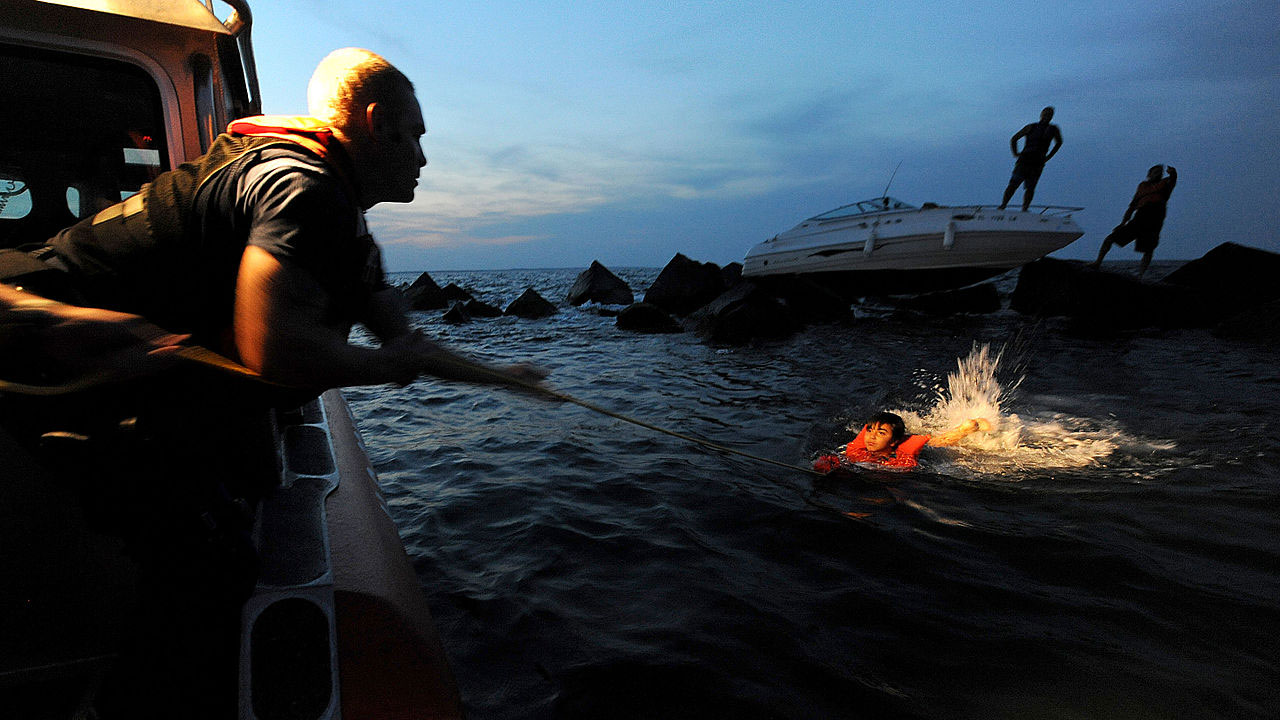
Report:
149,116,351,241
226,115,337,162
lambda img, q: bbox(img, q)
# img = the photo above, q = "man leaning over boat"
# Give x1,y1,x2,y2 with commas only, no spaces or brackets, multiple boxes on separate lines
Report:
1,47,544,717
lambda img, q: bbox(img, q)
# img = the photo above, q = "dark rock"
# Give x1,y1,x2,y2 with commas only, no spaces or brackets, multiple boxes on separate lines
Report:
1011,258,1208,329
690,281,803,344
893,283,1002,315
1214,298,1280,341
643,254,728,316
755,275,852,322
1162,242,1280,306
464,299,503,318
404,272,448,310
616,302,682,333
721,262,743,288
504,287,558,319
440,283,474,304
567,261,634,306
442,301,470,324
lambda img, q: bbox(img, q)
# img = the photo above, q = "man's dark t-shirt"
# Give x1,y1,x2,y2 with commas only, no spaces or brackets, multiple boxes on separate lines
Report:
1016,122,1061,164
200,146,386,334
50,142,386,348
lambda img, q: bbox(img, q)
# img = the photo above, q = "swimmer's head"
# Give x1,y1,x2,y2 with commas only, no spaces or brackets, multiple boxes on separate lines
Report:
863,411,907,452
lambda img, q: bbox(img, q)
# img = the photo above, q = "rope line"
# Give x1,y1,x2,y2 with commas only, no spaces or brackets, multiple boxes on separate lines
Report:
0,344,822,477
484,367,824,478
551,389,823,476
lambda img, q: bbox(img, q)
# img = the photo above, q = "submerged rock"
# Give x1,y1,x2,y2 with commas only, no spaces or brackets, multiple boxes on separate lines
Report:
616,302,682,333
1214,297,1280,341
464,299,503,318
567,261,634,306
690,281,803,344
504,287,558,319
755,275,852,322
892,283,1001,315
442,301,470,324
644,254,728,316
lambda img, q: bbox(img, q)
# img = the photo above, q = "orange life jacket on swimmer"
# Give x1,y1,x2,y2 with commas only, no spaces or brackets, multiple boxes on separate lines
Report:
842,427,930,468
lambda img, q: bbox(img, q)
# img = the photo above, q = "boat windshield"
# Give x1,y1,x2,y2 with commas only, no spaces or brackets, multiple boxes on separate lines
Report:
1,43,169,248
809,197,916,221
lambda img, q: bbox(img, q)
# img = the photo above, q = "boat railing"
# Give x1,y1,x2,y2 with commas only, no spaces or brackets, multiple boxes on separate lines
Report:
956,204,1084,217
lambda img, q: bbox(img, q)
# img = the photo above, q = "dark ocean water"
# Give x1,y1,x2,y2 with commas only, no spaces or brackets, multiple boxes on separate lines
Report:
343,263,1279,720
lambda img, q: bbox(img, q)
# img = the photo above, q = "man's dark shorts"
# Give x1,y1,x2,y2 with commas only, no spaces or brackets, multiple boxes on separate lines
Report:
1010,158,1045,188
1105,205,1166,254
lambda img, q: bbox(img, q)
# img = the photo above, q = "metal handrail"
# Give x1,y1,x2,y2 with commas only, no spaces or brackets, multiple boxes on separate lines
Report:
807,200,1083,225
220,0,262,115
955,204,1084,216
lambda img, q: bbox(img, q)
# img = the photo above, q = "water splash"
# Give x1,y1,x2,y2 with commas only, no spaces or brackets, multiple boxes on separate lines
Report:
924,342,1020,438
866,343,1149,477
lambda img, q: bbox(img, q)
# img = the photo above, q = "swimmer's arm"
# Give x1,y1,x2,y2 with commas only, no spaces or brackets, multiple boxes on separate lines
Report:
927,418,992,447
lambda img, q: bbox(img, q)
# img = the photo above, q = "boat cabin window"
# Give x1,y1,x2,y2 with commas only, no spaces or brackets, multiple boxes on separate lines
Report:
0,43,169,247
810,197,916,221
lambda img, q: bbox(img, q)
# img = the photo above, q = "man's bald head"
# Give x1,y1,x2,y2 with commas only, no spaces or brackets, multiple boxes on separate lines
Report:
307,48,415,136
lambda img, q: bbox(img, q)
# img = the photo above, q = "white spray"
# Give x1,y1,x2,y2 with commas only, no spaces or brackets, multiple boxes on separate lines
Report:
862,343,1135,478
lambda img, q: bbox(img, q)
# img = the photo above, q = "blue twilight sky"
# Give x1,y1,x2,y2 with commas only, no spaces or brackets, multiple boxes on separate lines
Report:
245,1,1280,272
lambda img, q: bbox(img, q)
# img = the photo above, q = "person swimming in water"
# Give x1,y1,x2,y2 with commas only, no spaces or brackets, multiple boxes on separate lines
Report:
813,411,992,471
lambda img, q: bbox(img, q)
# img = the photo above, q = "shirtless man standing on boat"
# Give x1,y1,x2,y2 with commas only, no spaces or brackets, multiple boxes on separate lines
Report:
999,106,1063,212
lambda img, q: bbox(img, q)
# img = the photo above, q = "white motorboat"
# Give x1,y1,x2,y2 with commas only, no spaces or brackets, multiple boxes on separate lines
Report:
742,197,1084,295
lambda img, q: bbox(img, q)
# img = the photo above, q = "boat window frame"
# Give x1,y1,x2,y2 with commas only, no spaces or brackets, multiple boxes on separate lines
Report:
0,32,181,241
0,27,185,173
808,197,918,222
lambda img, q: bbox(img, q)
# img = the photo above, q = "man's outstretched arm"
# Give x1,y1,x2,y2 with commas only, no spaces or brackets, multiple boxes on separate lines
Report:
234,245,546,390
